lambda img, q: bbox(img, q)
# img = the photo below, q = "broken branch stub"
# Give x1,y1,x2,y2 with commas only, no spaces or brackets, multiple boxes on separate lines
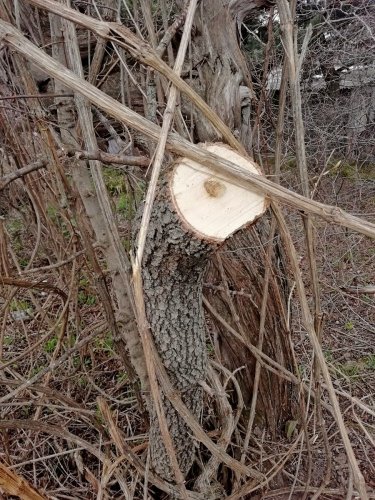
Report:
140,144,267,479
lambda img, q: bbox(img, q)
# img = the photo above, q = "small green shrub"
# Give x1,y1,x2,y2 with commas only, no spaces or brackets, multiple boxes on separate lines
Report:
344,321,354,331
78,291,96,306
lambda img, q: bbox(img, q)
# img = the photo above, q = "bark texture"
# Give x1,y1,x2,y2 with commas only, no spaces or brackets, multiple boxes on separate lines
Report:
185,0,297,433
49,9,147,387
205,222,295,432
180,0,270,152
140,176,218,479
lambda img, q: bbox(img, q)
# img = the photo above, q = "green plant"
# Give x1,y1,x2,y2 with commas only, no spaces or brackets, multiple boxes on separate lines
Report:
7,219,24,253
10,299,32,311
285,420,298,440
117,193,131,216
95,403,105,424
79,276,89,287
340,162,357,179
30,365,43,377
46,204,58,221
365,355,375,370
77,376,88,388
83,356,92,368
117,372,128,384
344,321,354,331
78,290,97,305
44,336,58,353
73,355,81,368
298,364,307,378
21,405,32,418
336,361,360,379
3,335,13,346
7,218,23,235
206,342,214,355
122,237,131,252
19,258,29,268
95,332,114,353
323,349,333,362
68,333,77,347
103,168,126,195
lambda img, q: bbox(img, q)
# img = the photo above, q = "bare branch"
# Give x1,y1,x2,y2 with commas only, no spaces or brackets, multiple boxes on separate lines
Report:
0,159,47,190
61,148,149,166
0,18,374,239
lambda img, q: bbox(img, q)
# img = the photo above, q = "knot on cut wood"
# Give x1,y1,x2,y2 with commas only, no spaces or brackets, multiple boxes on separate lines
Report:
204,177,226,198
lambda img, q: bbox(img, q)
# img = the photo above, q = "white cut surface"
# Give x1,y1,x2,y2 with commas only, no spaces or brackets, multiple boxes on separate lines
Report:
171,144,267,241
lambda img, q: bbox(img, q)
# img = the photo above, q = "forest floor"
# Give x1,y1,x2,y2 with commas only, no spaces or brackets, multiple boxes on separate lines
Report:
1,163,374,499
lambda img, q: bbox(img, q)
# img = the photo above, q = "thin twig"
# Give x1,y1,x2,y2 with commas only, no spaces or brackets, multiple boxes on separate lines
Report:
0,93,74,99
0,160,47,190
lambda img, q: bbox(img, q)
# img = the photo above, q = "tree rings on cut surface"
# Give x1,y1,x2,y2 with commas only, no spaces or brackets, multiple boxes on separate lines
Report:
171,143,267,241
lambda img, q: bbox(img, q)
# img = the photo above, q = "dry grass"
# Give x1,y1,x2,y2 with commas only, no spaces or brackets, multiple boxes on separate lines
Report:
1,154,373,499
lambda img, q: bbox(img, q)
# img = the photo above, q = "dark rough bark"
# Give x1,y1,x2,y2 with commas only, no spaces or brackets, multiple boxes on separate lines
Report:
140,177,219,480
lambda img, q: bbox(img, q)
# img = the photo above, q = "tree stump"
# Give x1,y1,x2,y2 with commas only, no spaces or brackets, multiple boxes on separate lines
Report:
140,144,267,480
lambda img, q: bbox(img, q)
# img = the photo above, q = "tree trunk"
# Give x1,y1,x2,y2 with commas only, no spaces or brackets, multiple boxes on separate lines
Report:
140,145,267,479
141,0,296,480
142,178,210,479
181,0,271,152
49,7,147,386
186,0,297,433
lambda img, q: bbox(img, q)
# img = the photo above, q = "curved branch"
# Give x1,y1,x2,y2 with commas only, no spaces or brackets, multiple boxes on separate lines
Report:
0,160,47,191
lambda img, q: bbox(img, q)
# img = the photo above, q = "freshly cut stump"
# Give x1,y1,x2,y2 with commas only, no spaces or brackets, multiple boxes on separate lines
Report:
141,144,267,480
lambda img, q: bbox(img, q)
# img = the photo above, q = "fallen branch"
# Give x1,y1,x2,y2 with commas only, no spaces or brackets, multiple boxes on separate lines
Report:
0,93,73,100
0,276,67,300
341,285,375,295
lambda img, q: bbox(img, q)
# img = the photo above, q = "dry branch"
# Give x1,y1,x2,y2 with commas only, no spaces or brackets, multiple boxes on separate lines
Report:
0,159,47,190
61,148,150,166
0,276,67,300
25,0,245,153
0,93,73,99
0,18,373,239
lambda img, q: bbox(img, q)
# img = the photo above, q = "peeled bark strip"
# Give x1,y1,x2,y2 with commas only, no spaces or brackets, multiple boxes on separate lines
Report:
0,461,46,500
140,144,267,479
